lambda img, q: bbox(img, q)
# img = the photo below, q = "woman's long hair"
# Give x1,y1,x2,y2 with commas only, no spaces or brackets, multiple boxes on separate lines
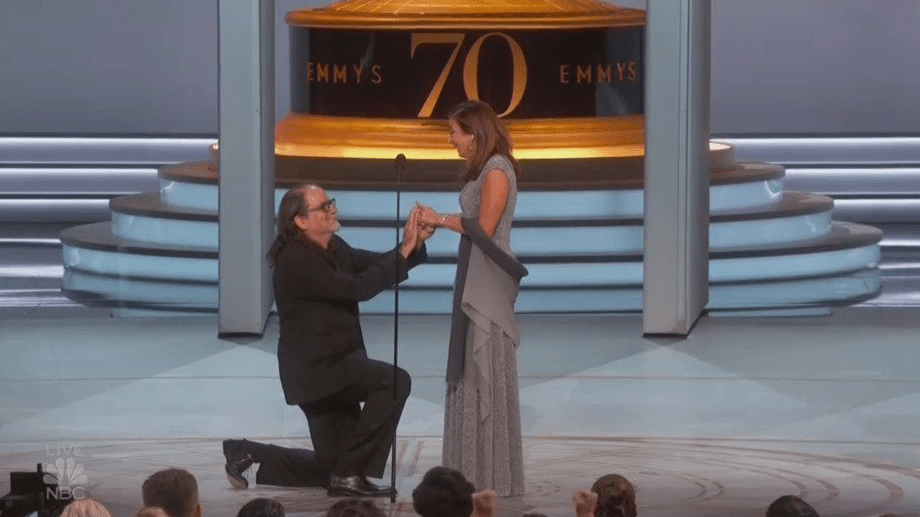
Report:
448,100,520,182
267,185,313,266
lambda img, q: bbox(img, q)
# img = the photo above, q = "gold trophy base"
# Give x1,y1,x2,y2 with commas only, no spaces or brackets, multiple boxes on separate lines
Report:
198,116,746,191
271,113,734,189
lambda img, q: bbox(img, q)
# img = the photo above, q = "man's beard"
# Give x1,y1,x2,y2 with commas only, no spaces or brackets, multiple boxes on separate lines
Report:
330,221,342,232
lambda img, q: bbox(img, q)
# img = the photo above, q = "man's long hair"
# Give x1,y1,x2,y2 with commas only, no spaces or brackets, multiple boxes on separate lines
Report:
267,185,314,266
448,100,520,183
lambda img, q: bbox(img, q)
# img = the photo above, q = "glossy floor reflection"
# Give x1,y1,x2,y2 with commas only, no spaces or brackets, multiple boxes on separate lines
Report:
3,308,920,517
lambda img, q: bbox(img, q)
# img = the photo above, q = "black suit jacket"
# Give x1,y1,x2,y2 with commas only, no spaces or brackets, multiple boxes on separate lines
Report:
273,235,427,405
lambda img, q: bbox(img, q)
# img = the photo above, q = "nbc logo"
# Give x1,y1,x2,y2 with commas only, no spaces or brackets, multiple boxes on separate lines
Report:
43,450,88,501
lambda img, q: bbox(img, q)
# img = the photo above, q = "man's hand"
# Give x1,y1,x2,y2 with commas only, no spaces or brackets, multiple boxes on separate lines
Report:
471,490,497,517
400,208,421,258
573,490,598,517
417,221,436,248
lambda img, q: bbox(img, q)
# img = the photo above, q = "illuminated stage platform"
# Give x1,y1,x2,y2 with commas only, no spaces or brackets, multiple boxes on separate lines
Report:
57,142,882,315
5,309,920,517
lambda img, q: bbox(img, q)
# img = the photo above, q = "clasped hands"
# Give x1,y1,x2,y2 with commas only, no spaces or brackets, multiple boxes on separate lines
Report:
399,205,437,257
414,203,444,228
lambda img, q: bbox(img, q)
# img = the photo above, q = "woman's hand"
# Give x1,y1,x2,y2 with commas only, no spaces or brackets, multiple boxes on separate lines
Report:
415,203,442,227
415,201,464,234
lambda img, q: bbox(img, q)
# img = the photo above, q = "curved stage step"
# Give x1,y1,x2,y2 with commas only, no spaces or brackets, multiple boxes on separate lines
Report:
61,267,881,315
58,141,884,314
61,219,880,294
107,190,835,253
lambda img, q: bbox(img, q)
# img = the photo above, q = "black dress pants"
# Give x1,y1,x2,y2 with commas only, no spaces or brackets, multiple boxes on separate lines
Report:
243,440,329,487
300,358,411,479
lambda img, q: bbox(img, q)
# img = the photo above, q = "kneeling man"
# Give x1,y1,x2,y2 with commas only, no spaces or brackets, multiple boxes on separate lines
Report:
224,185,433,497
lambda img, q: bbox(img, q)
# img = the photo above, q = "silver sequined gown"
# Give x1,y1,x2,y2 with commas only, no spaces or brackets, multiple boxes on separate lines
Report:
442,154,525,496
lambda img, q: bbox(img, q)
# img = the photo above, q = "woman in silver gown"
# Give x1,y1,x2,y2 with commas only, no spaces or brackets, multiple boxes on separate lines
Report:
417,100,526,497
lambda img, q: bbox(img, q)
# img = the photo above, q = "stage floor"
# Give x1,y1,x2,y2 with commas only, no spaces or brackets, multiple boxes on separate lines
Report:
3,309,920,517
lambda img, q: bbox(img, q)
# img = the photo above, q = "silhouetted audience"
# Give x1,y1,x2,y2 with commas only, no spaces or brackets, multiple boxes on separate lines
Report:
83,458,875,517
591,474,637,517
765,495,819,517
141,468,201,517
323,498,385,517
236,498,284,517
60,498,112,517
412,467,476,517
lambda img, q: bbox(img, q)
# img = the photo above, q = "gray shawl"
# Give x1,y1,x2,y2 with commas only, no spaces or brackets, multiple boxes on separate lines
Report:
446,218,528,394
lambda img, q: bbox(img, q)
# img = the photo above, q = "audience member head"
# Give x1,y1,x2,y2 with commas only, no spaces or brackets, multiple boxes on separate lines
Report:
135,507,170,517
237,498,284,517
522,513,549,517
765,495,819,517
324,498,384,517
412,466,476,517
591,474,637,517
141,468,201,517
60,498,112,517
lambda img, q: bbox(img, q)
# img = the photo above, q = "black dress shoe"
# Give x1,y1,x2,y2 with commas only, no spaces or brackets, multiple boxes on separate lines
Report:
356,475,397,495
327,474,395,497
223,439,254,489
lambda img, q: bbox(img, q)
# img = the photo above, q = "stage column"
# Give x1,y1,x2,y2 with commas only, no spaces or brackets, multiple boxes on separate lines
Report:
217,0,275,336
642,0,711,335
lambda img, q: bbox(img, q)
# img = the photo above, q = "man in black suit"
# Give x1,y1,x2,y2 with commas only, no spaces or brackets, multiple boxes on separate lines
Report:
224,184,433,497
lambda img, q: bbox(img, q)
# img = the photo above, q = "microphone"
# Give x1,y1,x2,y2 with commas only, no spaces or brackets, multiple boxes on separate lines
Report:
390,152,405,503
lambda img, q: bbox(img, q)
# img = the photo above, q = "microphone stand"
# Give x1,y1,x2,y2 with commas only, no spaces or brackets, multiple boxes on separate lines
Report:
391,153,406,503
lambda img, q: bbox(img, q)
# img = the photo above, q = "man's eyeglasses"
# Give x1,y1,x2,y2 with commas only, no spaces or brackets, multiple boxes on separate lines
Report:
305,198,336,214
